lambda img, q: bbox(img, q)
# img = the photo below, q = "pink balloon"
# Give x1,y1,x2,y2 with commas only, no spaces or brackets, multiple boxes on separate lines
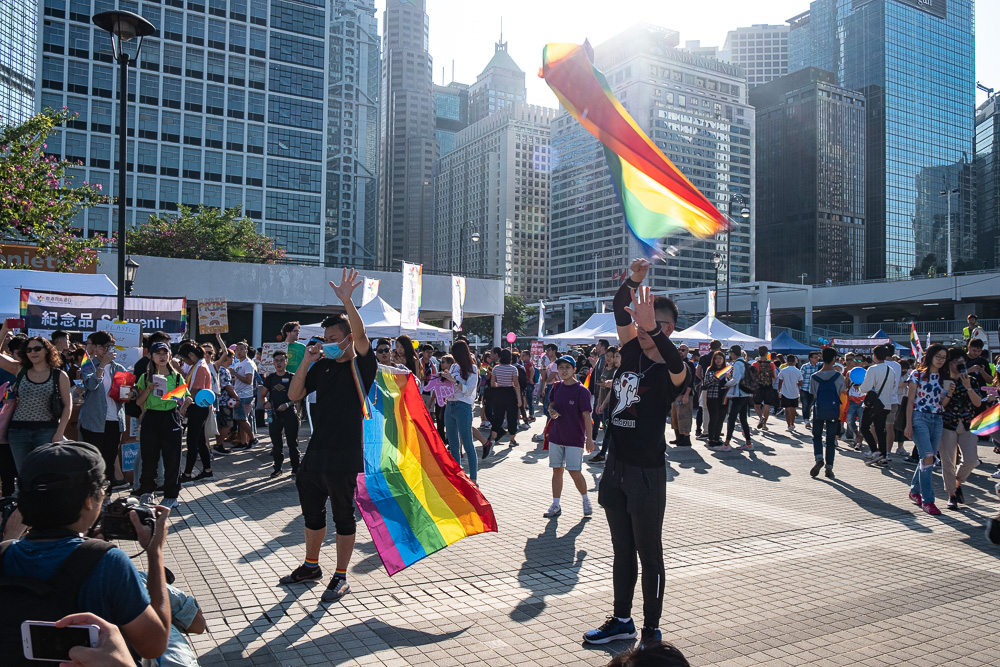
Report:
506,332,516,343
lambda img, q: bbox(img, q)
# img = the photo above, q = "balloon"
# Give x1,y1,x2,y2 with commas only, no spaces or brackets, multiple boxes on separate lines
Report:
849,367,866,385
194,389,216,408
506,332,516,343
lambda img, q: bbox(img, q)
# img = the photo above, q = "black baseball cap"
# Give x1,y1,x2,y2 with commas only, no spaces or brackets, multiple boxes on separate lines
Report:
150,341,170,354
19,442,104,492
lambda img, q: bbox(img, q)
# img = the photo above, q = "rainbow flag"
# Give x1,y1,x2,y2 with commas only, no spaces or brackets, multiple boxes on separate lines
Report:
970,403,1000,436
541,42,730,258
80,352,96,375
583,368,592,389
161,382,188,402
715,364,733,379
910,322,924,360
355,366,497,576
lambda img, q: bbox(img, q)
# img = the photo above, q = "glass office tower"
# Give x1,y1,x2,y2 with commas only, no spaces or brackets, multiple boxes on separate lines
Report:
788,0,975,279
38,0,379,266
0,0,37,125
976,96,999,269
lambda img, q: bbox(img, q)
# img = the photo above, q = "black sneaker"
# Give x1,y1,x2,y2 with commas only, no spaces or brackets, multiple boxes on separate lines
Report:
987,518,1000,546
955,486,965,504
589,454,606,463
213,445,230,455
193,470,213,481
810,459,824,478
946,495,958,510
825,468,835,479
639,626,662,648
269,469,282,479
279,564,322,585
321,576,351,602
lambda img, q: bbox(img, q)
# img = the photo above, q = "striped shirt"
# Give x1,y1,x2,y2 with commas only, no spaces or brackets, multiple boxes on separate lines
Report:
492,364,517,387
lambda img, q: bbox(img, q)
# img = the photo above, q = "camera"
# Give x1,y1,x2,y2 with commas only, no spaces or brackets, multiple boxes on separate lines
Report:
99,497,155,541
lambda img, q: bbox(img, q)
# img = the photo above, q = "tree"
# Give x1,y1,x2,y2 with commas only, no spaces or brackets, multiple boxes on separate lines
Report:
462,294,538,340
126,204,286,263
0,108,109,270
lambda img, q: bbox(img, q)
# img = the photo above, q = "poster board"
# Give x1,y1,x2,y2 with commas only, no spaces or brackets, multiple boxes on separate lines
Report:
97,319,142,370
197,297,229,334
259,342,287,375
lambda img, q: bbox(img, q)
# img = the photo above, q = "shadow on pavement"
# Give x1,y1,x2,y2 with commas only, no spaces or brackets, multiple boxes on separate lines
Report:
510,517,588,621
711,449,791,481
823,477,933,533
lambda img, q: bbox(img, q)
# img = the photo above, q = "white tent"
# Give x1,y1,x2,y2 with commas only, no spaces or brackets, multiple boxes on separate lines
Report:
544,313,619,345
672,316,769,348
0,269,118,318
300,296,453,344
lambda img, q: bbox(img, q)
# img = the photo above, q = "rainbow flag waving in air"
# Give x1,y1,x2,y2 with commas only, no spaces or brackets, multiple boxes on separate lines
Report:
355,366,497,576
910,322,924,360
161,382,188,402
541,42,730,258
970,403,1000,436
715,364,733,379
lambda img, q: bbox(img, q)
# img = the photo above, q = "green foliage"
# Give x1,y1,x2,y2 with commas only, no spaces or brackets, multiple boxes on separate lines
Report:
462,294,538,339
126,204,286,263
0,108,109,271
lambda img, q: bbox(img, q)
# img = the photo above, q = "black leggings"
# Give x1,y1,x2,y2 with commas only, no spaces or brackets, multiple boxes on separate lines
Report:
139,409,183,499
707,396,727,443
0,443,15,497
269,412,300,472
861,407,889,457
490,387,519,441
183,404,211,475
81,421,122,481
726,396,751,441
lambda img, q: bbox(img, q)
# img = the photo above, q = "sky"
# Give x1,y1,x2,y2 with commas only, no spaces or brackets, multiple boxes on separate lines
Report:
374,0,998,109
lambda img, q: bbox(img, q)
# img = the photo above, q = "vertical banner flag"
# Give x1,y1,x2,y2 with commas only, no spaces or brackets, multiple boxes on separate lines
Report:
765,299,772,341
355,366,497,575
926,332,931,352
451,276,466,331
537,300,546,339
910,322,924,360
400,262,422,330
362,278,381,307
708,290,716,325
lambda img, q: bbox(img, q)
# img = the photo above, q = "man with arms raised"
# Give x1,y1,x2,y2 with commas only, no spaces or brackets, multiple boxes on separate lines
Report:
584,259,689,648
279,269,375,603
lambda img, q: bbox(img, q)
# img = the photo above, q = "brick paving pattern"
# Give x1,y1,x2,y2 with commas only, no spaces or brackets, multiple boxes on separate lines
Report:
125,413,1000,666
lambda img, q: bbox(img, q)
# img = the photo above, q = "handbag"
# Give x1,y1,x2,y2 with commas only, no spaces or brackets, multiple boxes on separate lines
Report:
0,379,15,445
863,367,890,411
204,405,219,439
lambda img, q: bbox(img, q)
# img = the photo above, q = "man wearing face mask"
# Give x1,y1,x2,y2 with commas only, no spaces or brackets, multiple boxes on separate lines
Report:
279,268,374,604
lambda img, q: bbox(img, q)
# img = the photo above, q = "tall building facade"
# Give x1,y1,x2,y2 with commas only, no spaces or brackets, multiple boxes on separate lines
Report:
751,68,866,284
434,103,553,300
1,0,36,125
721,25,789,87
467,40,525,125
433,81,468,157
788,0,975,279
976,96,999,269
550,25,754,300
37,0,379,266
377,0,437,268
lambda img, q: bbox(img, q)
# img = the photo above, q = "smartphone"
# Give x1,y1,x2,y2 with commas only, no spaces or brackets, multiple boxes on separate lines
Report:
22,621,99,662
4,318,25,330
957,363,968,375
307,336,323,348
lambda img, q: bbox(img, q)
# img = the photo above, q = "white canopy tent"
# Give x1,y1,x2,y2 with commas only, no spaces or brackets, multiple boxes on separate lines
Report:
0,269,118,318
300,296,453,344
672,316,770,348
544,313,619,345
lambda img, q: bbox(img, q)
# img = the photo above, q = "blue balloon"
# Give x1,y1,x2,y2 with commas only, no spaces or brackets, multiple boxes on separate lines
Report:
194,389,216,408
849,367,866,385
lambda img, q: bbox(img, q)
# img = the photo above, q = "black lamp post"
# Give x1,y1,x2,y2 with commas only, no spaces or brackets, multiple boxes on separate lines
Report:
727,194,750,319
459,220,481,275
124,257,139,296
92,10,156,321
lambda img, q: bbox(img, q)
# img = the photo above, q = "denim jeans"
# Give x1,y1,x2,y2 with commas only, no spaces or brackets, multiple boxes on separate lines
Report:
444,401,477,482
845,402,864,438
801,391,814,422
523,384,535,417
9,425,58,475
812,419,838,466
910,411,943,504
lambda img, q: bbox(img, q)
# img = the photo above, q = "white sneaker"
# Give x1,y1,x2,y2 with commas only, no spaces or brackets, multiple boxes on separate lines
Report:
138,493,156,505
543,502,561,518
990,469,1000,479
582,497,593,516
161,498,179,510
532,434,544,443
865,453,884,467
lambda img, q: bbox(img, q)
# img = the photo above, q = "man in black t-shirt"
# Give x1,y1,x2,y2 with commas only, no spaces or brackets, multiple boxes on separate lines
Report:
262,349,299,478
279,268,376,604
584,258,688,649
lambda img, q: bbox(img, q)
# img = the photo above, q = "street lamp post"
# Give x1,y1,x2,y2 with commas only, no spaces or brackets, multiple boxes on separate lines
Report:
93,10,156,321
939,187,959,275
124,257,139,295
712,252,721,315
727,194,750,319
458,220,481,275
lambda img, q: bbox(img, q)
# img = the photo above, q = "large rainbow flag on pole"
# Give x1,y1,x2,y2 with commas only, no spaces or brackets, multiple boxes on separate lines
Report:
541,42,731,258
355,366,497,576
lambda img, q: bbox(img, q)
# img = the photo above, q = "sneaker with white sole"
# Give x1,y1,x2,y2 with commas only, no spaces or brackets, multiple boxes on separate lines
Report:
582,497,593,516
161,497,179,510
532,434,544,443
991,469,1000,479
543,502,561,518
138,493,156,506
583,616,637,644
865,453,884,467
321,577,351,602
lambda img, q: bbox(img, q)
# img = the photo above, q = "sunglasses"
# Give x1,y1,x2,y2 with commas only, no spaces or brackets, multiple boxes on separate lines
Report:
26,346,44,353
376,348,390,354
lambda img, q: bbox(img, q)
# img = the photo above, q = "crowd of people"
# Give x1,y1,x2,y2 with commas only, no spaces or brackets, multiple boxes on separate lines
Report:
1,261,998,666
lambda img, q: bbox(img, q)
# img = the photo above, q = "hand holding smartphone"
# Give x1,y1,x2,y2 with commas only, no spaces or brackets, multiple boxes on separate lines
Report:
21,621,99,662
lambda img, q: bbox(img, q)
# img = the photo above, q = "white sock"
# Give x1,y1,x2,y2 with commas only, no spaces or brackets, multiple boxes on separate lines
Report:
617,616,632,623
552,497,561,506
581,492,590,502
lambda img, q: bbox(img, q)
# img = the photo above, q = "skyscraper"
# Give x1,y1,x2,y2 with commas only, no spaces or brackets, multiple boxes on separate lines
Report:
37,0,379,267
434,81,469,157
378,0,438,268
0,0,36,125
788,0,975,279
549,25,754,301
467,39,525,125
721,25,789,88
976,95,999,269
435,102,553,300
751,68,866,284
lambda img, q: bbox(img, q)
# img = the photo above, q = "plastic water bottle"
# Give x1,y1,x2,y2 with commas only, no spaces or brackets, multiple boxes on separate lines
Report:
265,408,273,425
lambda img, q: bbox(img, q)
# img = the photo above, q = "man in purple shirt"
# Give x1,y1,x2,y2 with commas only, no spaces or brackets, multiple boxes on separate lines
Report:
542,355,595,519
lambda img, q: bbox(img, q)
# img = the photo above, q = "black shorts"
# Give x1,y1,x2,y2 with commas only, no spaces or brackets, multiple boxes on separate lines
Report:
754,387,778,406
780,397,799,408
295,468,359,535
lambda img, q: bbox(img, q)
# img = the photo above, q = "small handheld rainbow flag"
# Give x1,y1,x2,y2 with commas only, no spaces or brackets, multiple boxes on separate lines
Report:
355,366,497,575
161,382,188,402
970,403,1000,436
80,353,96,375
583,368,593,389
715,364,733,379
541,42,730,258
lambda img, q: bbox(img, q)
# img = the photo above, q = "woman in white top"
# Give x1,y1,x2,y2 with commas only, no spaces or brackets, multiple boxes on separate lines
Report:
441,341,481,485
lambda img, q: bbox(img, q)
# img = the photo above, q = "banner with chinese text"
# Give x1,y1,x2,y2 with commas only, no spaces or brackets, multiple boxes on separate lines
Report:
20,290,187,341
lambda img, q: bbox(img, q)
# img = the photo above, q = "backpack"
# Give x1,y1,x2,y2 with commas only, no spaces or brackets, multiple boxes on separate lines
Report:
756,361,775,386
0,538,115,665
515,363,527,390
813,374,841,421
738,359,760,394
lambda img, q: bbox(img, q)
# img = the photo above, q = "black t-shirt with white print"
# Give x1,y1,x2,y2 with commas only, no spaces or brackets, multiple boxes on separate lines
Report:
607,338,686,468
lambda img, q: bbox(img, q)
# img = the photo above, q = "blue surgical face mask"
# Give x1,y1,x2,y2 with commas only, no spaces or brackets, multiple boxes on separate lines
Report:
322,341,346,360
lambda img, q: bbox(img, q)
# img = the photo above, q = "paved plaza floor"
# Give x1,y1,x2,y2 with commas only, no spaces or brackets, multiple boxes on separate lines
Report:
131,412,1000,666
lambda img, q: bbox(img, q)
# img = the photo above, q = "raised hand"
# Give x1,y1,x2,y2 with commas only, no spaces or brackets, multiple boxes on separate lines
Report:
330,267,363,303
624,285,657,332
629,258,650,284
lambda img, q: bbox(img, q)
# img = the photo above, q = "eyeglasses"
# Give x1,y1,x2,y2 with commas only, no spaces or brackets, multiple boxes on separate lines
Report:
26,346,44,353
